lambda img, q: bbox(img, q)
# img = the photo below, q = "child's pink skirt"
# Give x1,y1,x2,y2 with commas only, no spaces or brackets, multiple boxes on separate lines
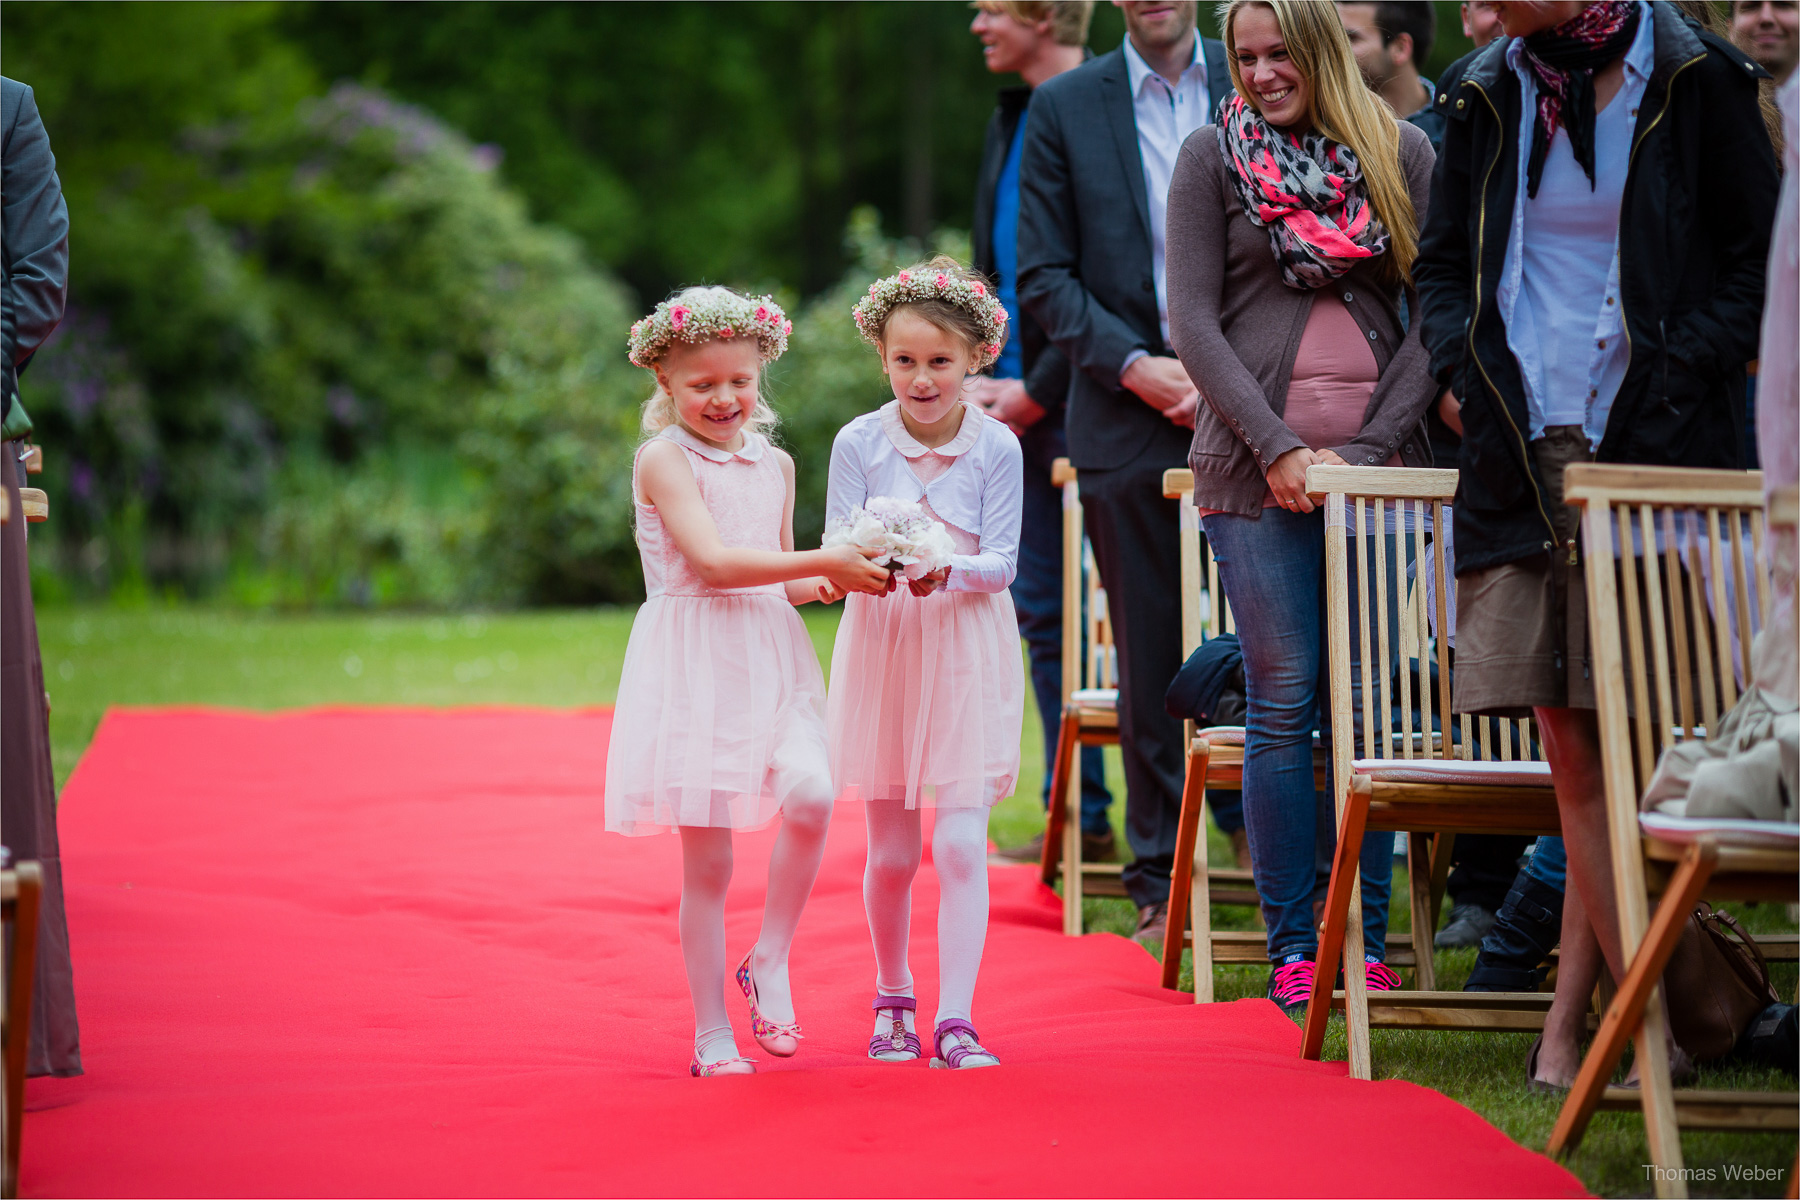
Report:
605,593,831,836
827,586,1024,808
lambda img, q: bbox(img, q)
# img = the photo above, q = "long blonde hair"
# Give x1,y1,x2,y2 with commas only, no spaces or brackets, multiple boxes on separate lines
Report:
638,285,781,441
1219,0,1420,285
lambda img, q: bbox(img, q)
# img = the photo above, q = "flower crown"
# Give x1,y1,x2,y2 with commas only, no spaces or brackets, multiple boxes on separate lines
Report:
628,289,793,369
850,266,1009,372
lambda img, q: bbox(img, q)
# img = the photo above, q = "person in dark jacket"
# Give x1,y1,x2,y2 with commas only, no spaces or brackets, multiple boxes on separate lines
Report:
1,74,80,1079
966,0,1123,867
1414,0,1777,1090
1393,16,1536,953
1017,0,1235,945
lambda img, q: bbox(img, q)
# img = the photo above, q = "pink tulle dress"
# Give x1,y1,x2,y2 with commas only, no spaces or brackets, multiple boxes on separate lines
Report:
826,402,1025,809
604,426,831,836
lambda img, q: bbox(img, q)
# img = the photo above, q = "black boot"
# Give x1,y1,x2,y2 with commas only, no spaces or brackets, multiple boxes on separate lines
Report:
1463,872,1564,992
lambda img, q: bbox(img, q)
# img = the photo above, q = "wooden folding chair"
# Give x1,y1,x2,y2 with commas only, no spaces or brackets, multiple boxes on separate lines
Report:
3,861,44,1200
1298,465,1565,1080
1156,469,1419,998
1040,458,1126,935
1547,466,1797,1192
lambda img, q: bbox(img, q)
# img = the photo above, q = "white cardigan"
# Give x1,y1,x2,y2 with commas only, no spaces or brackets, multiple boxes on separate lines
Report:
825,401,1024,594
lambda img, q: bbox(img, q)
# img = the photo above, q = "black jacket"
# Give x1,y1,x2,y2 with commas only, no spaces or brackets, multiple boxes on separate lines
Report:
1415,3,1777,574
972,83,1074,478
1017,40,1232,472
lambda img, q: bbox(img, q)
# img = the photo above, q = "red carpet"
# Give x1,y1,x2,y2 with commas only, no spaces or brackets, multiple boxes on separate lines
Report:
25,708,1585,1198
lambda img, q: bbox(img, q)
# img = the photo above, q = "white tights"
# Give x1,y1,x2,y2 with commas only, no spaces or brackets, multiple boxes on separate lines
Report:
862,794,991,1043
678,780,833,1065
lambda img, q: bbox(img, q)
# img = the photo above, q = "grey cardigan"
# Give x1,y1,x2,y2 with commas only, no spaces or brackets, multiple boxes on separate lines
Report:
1166,119,1438,516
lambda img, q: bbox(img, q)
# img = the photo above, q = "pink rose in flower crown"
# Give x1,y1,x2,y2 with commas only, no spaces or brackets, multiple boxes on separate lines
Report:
719,327,735,338
898,271,912,284
755,305,771,322
935,273,948,289
670,305,691,330
971,281,986,297
783,319,793,334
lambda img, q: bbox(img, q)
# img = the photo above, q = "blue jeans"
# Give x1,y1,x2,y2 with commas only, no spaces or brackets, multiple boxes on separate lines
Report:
1202,507,1395,962
1522,836,1567,892
1012,456,1112,834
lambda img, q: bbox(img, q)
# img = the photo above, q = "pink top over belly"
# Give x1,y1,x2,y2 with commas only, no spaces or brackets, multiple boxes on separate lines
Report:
1249,292,1387,510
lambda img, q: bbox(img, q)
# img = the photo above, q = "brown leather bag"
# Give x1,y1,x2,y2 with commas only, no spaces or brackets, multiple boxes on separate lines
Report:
1662,902,1780,1062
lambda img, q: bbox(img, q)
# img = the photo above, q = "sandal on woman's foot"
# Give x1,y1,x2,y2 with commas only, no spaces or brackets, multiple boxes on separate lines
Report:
1525,1033,1569,1095
690,1054,755,1077
737,948,803,1057
868,995,923,1062
929,1019,1000,1070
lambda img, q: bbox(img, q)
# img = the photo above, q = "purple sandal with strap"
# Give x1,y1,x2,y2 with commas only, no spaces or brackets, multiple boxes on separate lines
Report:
868,995,923,1062
929,1019,999,1070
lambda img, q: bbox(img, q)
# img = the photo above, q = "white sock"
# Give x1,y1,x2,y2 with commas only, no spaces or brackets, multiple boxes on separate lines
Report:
863,799,921,1047
678,826,741,1064
750,779,834,1025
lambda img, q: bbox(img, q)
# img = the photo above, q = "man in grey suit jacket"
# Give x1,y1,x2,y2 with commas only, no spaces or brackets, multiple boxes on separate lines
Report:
1,74,80,1079
1017,1,1231,942
3,77,68,429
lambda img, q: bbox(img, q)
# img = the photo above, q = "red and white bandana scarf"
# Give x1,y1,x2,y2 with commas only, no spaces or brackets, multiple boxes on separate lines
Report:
1519,0,1640,198
1216,93,1390,291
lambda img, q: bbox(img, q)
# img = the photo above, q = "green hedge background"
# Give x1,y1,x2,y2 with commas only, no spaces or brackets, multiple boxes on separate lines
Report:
8,1,1481,608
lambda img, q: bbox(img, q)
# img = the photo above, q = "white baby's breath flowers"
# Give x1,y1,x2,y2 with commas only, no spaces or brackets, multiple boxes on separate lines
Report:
824,497,956,581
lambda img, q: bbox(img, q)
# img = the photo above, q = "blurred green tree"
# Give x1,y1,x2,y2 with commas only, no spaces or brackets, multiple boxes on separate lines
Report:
10,0,650,603
4,0,1478,608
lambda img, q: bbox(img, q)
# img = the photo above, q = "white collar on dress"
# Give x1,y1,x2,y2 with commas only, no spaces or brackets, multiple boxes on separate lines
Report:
877,400,983,460
662,424,766,463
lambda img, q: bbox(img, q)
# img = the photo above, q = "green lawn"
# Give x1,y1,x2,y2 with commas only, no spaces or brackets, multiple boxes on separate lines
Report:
36,604,1799,1197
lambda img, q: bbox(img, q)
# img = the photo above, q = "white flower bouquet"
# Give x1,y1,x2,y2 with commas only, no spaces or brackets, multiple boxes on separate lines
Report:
823,496,956,581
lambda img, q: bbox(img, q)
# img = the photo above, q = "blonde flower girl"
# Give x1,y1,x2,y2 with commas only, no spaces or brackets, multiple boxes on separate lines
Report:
605,288,888,1077
825,258,1025,1069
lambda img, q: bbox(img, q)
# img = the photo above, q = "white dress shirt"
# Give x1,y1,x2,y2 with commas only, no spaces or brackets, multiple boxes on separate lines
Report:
1123,34,1213,353
1497,1,1653,448
825,402,1024,594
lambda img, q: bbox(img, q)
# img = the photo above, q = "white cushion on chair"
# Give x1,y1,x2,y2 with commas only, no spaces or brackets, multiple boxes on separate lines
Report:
1070,688,1117,710
1639,811,1800,847
1352,758,1554,786
1196,726,1330,747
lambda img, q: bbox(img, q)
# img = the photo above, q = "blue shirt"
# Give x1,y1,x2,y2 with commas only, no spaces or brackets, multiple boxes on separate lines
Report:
1497,2,1653,447
992,114,1028,380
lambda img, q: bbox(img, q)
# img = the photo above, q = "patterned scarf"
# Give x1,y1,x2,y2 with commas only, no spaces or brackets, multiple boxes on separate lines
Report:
1216,93,1389,291
1519,0,1640,198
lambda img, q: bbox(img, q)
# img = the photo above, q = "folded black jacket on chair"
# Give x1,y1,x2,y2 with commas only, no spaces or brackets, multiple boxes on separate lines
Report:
1165,634,1246,726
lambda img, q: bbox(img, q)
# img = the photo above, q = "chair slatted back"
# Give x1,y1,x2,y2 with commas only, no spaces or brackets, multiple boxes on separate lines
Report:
1161,468,1234,660
1565,465,1767,821
1054,458,1119,698
1309,465,1542,780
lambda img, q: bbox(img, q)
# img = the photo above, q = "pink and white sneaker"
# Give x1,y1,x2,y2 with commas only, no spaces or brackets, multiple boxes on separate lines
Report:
1363,957,1404,991
1267,954,1315,1018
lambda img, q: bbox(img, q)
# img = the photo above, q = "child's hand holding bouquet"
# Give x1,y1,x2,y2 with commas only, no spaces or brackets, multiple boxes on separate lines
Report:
823,497,956,597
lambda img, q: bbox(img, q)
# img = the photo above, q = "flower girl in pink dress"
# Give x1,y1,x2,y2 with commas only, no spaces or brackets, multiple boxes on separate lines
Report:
606,288,889,1078
826,258,1025,1070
